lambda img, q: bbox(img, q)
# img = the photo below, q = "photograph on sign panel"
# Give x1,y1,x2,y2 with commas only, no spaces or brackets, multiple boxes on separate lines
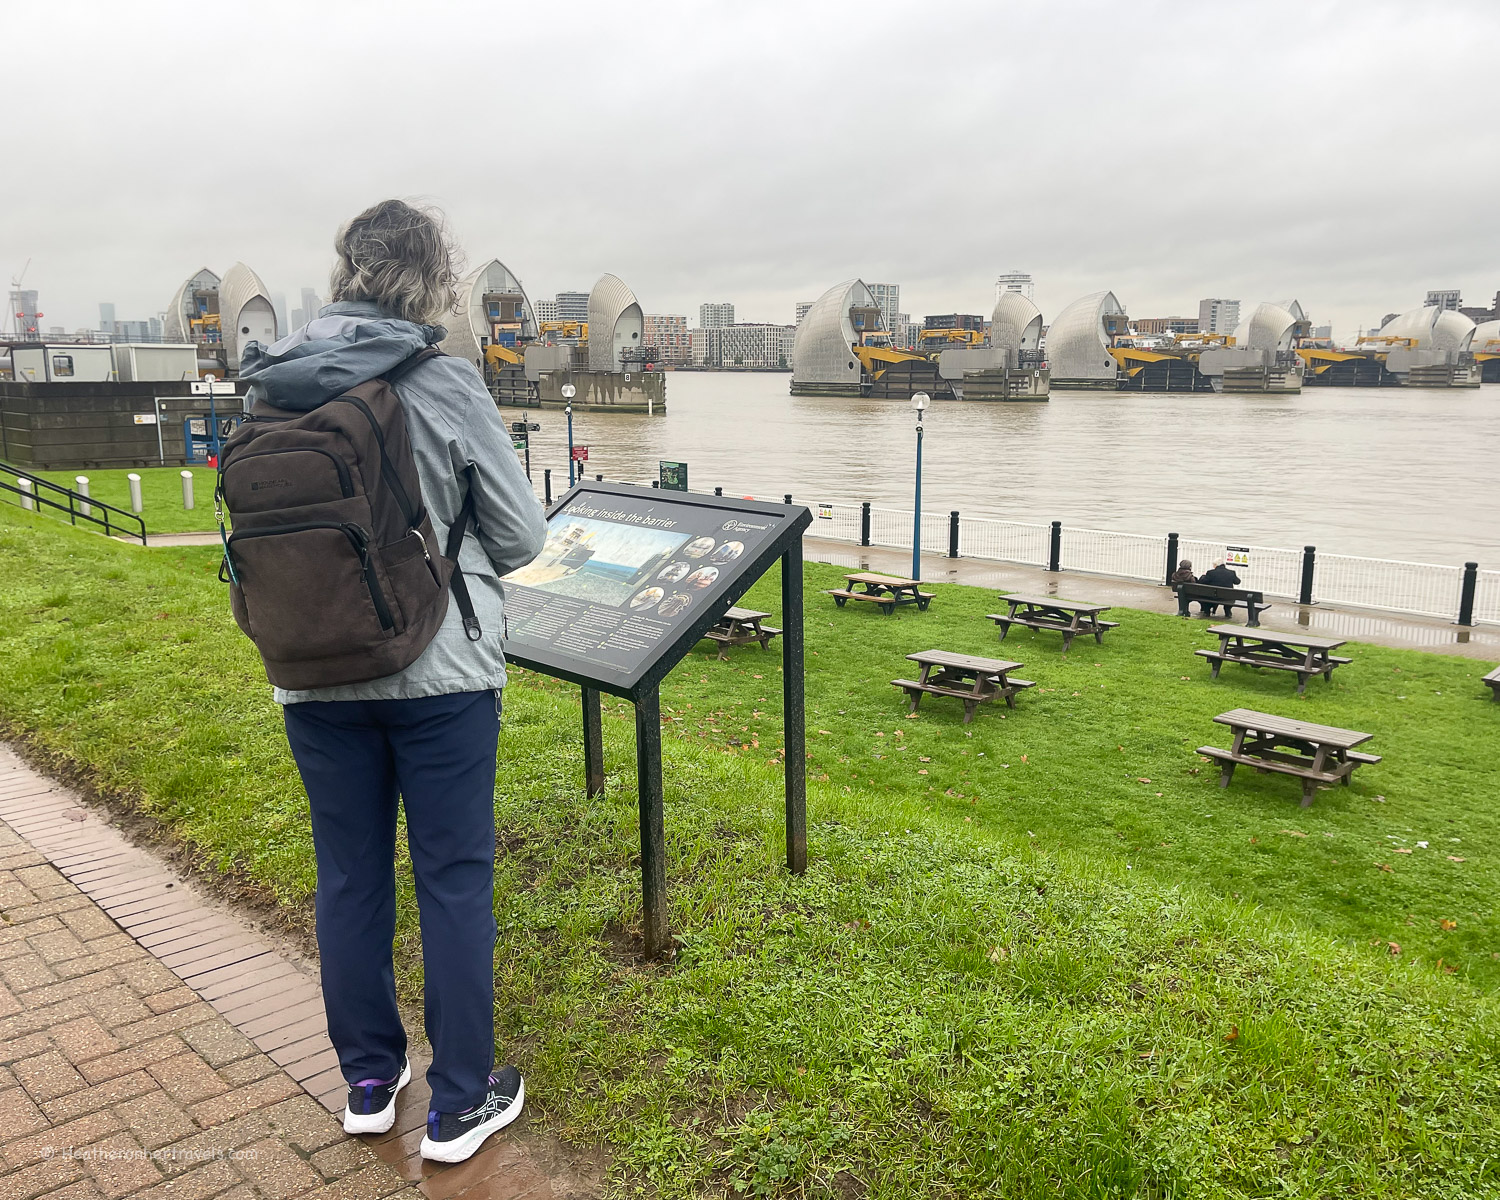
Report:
505,516,691,606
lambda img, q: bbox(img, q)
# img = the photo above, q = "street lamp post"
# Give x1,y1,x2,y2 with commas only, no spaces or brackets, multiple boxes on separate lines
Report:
561,383,578,486
911,392,929,580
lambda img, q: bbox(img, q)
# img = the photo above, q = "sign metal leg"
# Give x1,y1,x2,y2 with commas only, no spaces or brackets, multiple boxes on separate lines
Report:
582,686,605,799
781,544,807,875
634,688,667,957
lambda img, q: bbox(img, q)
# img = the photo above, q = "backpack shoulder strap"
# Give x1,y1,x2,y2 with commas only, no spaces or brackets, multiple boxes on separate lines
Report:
445,476,482,641
384,345,444,385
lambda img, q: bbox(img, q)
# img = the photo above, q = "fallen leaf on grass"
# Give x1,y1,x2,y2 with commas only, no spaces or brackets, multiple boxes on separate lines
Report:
1224,1025,1240,1043
917,769,929,775
1376,863,1393,872
1249,837,1258,844
1437,959,1457,974
919,756,932,762
905,713,919,720
1448,856,1467,863
1138,1051,1155,1059
1138,777,1152,784
1440,919,1457,931
817,730,833,735
988,945,1009,963
1281,830,1308,838
1388,942,1401,955
1395,848,1412,854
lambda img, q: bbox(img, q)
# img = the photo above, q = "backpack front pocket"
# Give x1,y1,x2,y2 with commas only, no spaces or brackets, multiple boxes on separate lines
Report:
226,522,394,662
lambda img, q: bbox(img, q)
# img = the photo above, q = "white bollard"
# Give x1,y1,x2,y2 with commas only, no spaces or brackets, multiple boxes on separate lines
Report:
75,475,91,518
18,478,34,511
181,470,195,510
127,473,143,514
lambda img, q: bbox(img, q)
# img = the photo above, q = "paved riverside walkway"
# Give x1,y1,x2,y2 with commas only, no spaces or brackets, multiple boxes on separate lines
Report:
0,747,599,1200
123,532,1498,661
805,536,1500,662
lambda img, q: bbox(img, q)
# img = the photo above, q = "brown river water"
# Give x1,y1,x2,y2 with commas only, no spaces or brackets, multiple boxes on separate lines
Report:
514,373,1500,567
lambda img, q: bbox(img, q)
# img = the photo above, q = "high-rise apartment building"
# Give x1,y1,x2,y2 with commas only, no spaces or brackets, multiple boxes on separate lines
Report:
644,314,691,365
689,328,719,367
995,271,1034,301
1197,298,1240,335
534,299,559,324
699,302,735,329
9,288,40,339
867,283,900,334
1424,289,1462,311
270,292,289,334
1132,316,1198,335
99,303,116,334
300,288,322,322
795,301,814,326
718,324,796,370
555,292,590,323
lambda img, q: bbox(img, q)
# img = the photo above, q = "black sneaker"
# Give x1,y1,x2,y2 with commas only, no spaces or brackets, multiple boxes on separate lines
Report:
343,1057,411,1135
419,1065,525,1163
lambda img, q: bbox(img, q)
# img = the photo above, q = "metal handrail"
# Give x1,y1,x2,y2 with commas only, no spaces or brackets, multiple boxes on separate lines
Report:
0,460,148,545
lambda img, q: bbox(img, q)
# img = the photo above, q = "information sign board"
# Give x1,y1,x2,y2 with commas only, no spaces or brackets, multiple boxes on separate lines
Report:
658,461,688,491
501,482,812,958
817,503,833,520
1225,545,1251,569
571,445,589,462
504,482,808,701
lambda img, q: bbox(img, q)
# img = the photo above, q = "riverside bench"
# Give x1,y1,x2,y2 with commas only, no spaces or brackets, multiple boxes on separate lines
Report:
987,594,1117,653
1195,625,1352,695
1176,582,1271,626
891,650,1033,723
1198,708,1379,807
827,571,934,615
702,606,781,660
1484,665,1500,702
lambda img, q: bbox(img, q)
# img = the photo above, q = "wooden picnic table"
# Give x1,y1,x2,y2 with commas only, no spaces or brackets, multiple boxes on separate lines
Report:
890,649,1034,723
702,606,782,660
987,593,1118,653
1484,665,1500,702
1198,708,1380,806
1195,625,1351,695
827,571,935,615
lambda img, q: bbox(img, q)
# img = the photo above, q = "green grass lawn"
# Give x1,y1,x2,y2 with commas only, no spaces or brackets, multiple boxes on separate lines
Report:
22,467,220,535
2,502,1499,1197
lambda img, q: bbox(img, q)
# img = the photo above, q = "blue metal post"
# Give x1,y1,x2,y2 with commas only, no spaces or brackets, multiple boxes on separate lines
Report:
912,421,924,580
565,404,575,487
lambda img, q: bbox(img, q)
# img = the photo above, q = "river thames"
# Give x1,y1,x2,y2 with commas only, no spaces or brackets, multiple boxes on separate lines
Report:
519,374,1500,567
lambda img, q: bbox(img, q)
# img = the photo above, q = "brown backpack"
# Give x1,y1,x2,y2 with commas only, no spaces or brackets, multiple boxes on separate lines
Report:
217,348,480,689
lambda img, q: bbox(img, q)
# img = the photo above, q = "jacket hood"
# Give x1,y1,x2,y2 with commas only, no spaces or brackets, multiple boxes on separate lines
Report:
239,301,447,411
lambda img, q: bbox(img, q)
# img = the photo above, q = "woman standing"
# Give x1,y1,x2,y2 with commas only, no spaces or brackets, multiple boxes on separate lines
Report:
238,200,545,1164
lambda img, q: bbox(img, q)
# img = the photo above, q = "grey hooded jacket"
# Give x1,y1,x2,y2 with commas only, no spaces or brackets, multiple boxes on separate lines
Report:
238,301,546,704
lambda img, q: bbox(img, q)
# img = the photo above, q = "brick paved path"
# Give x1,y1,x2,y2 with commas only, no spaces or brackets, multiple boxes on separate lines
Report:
0,748,600,1200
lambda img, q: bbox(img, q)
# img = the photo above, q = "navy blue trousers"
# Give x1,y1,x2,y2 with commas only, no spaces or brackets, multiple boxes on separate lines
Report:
283,689,500,1112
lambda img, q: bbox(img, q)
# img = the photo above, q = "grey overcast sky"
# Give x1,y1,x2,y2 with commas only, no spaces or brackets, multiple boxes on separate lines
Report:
5,0,1497,340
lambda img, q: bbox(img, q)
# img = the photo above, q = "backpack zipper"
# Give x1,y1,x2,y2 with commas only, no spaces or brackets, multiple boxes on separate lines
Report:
222,446,354,498
329,394,419,527
227,521,394,631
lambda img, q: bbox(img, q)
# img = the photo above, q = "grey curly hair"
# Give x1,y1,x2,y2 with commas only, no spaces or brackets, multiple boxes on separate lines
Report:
328,199,461,325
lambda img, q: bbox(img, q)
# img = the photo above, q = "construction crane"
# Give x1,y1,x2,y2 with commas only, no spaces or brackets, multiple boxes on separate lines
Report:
539,320,588,341
917,328,985,350
852,344,926,380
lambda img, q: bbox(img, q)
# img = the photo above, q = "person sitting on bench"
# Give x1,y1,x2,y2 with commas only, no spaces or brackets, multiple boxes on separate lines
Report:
1197,559,1241,616
1171,560,1197,617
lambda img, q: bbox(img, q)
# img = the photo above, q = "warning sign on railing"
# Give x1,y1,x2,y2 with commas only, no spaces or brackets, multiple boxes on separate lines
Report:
1225,545,1251,568
817,503,833,520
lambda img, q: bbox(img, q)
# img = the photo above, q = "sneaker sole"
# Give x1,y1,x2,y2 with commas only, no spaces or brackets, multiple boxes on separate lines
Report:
343,1059,411,1135
419,1078,526,1163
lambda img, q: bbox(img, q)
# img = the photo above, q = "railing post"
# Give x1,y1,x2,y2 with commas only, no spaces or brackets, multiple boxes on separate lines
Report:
544,469,552,506
1049,521,1061,572
784,493,792,505
18,478,34,511
651,480,659,488
127,473,143,514
75,476,90,518
1299,545,1316,606
1165,532,1179,586
595,473,603,482
714,486,723,496
180,470,194,511
1458,562,1478,626
948,511,959,558
860,501,871,547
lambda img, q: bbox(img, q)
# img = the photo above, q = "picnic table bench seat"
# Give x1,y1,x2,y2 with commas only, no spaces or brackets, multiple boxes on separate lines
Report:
1195,626,1352,695
826,587,935,614
891,650,1031,723
988,594,1117,653
828,572,934,614
701,607,782,660
1199,708,1378,806
1484,665,1500,701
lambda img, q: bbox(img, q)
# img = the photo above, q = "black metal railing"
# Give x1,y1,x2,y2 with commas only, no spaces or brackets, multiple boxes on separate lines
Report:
0,460,147,545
